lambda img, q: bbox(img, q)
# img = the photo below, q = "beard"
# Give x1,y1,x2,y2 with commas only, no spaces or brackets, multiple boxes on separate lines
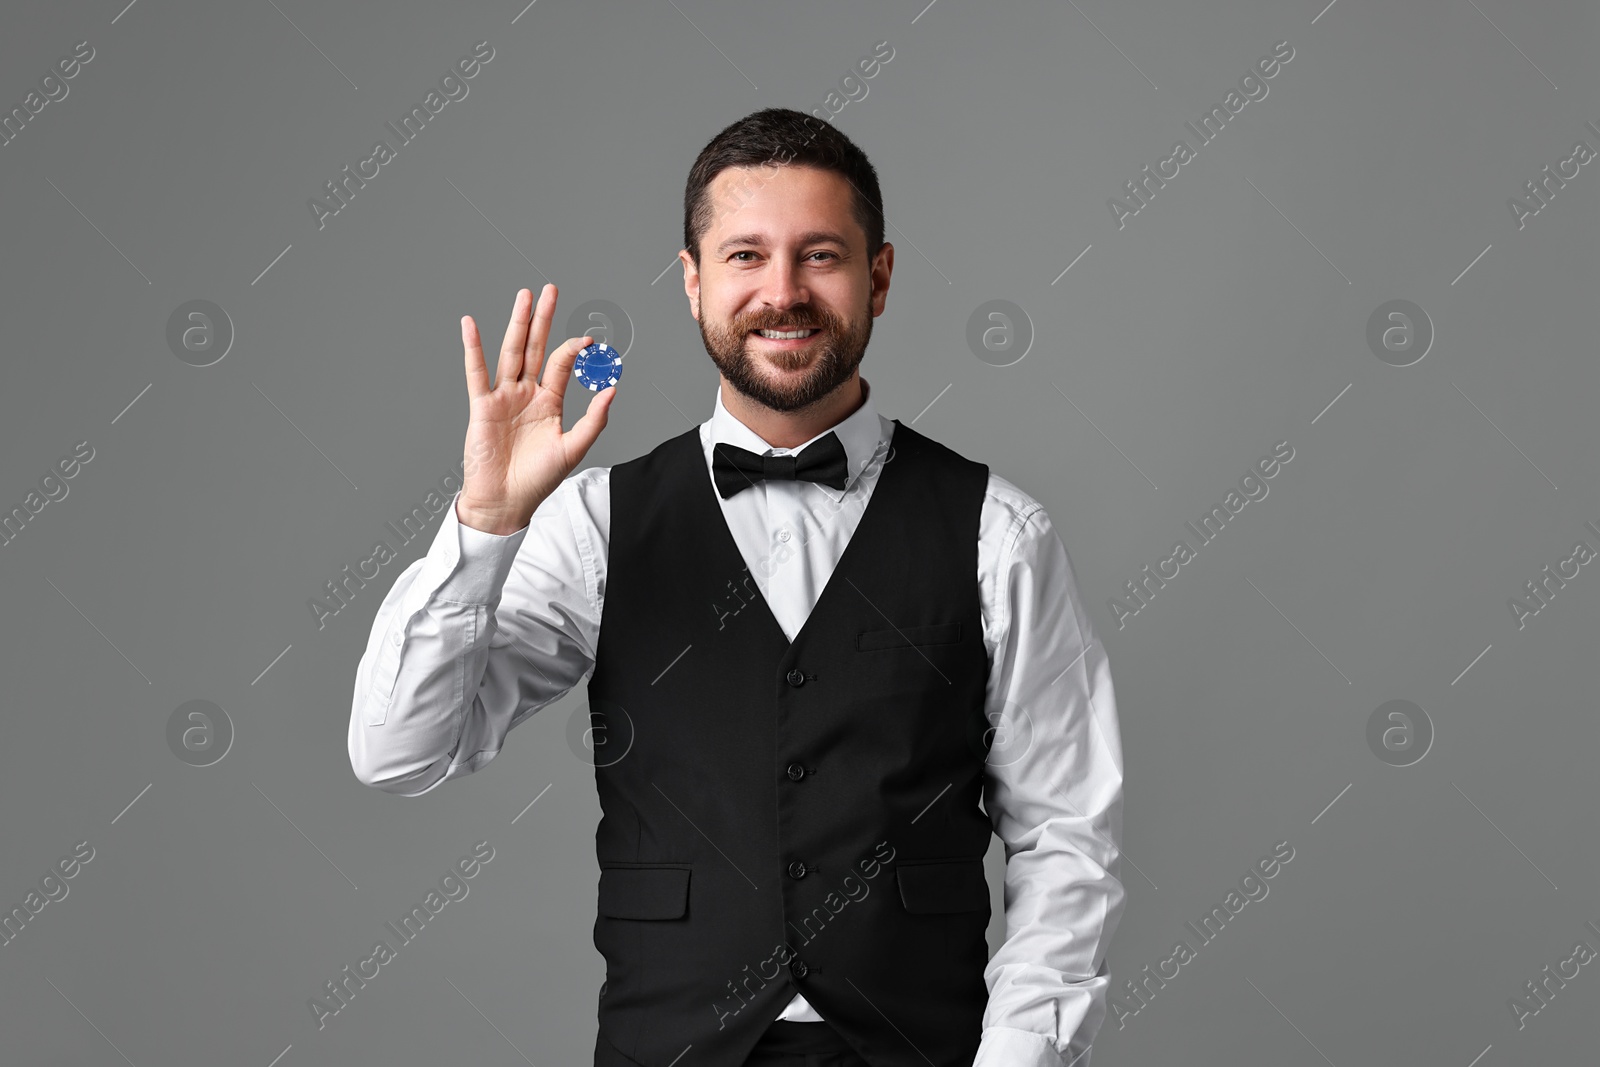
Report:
697,302,872,413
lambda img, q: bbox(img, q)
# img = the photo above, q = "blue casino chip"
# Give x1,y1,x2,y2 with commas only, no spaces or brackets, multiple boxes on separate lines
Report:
573,341,622,391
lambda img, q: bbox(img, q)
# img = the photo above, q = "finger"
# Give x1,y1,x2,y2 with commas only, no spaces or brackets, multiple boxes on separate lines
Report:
495,287,535,385
462,315,492,401
536,333,595,406
520,283,557,381
563,382,617,460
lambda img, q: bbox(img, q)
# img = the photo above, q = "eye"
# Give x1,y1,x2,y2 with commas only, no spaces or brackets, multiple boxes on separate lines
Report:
731,251,758,262
807,251,838,262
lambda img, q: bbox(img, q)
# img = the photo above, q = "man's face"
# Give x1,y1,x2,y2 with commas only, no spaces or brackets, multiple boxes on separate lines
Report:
682,164,892,413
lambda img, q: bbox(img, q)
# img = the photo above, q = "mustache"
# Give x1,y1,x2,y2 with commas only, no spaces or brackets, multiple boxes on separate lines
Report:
742,316,827,331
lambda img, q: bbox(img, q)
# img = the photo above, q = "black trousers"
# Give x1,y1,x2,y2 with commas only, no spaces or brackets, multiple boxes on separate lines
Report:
740,1020,872,1067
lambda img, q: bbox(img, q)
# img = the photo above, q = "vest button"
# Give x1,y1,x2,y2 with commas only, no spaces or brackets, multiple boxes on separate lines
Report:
790,958,808,979
787,860,808,879
785,762,806,781
785,668,805,687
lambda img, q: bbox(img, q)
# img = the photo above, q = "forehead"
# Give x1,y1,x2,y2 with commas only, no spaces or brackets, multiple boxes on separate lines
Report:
703,163,862,247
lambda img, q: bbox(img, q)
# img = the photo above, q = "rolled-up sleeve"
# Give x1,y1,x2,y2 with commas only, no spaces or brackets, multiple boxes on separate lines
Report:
347,474,604,796
975,500,1126,1067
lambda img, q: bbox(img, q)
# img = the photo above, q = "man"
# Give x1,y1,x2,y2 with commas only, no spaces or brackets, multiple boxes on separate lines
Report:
348,107,1124,1067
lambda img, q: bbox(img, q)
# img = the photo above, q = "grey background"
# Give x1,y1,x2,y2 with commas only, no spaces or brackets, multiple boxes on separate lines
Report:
1,0,1595,1064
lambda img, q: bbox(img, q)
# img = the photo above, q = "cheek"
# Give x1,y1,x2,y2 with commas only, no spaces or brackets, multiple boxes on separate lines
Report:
827,291,870,325
703,286,751,324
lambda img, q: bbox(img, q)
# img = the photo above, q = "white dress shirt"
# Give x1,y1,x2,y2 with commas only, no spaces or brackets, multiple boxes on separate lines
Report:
348,377,1125,1067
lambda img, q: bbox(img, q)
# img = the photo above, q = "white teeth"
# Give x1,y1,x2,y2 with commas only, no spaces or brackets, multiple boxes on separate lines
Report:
757,329,817,340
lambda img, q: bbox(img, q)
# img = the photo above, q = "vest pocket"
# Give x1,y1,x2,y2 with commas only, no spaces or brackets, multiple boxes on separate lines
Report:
895,858,989,914
597,862,691,920
855,621,963,651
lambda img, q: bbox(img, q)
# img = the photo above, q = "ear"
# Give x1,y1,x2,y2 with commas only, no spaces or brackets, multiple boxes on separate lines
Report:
679,249,701,321
869,242,894,317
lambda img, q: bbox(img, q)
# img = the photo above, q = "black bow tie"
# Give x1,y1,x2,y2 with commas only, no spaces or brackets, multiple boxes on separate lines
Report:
712,431,850,499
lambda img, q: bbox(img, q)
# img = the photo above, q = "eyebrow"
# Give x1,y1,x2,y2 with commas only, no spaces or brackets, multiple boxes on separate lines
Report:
713,230,853,256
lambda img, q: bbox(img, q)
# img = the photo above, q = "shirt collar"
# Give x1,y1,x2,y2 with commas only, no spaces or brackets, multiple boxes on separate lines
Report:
707,377,886,502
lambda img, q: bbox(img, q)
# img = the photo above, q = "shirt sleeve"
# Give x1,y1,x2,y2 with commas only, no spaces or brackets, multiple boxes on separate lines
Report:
347,475,605,796
973,499,1126,1067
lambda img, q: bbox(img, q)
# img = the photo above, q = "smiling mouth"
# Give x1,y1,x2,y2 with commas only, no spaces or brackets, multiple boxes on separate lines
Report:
751,327,821,341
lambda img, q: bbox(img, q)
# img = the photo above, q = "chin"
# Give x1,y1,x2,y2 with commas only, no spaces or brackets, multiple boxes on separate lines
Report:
744,347,810,370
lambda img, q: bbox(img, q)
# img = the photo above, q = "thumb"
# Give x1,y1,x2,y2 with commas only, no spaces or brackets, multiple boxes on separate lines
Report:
563,386,615,461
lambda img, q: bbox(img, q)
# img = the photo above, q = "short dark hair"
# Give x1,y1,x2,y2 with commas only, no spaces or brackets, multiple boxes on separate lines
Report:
682,107,884,269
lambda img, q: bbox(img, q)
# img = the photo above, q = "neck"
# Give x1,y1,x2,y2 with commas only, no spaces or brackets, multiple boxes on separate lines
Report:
719,373,866,450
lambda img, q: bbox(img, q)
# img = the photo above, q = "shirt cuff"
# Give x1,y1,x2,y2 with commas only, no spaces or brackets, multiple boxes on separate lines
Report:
973,1026,1068,1067
435,494,528,604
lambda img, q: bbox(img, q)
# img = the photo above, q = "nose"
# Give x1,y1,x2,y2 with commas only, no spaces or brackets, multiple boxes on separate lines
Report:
758,256,810,316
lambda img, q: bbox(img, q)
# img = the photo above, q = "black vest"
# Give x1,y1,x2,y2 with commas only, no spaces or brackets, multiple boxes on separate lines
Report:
588,419,994,1067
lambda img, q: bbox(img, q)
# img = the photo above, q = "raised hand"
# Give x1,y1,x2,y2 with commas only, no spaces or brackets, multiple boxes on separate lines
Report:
456,284,617,535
